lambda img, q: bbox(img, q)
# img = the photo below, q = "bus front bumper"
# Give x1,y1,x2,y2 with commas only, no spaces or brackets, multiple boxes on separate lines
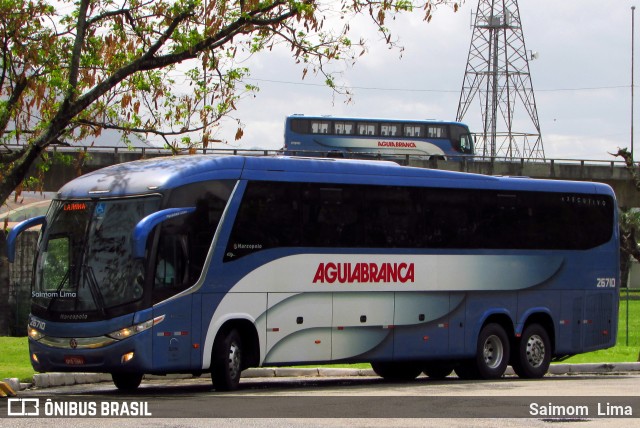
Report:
28,331,153,374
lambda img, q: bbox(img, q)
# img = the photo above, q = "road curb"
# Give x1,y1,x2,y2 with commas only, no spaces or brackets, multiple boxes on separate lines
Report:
4,363,640,391
546,362,640,375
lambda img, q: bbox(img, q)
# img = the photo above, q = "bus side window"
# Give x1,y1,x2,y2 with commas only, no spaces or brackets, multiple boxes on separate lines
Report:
225,182,301,260
155,233,187,288
381,124,399,137
290,118,310,134
427,126,446,138
404,124,424,138
311,121,331,134
358,123,376,136
335,121,355,135
359,186,416,248
157,181,233,294
459,134,471,153
304,185,358,247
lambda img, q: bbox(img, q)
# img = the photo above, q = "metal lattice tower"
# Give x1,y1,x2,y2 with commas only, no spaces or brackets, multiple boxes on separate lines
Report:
456,0,545,160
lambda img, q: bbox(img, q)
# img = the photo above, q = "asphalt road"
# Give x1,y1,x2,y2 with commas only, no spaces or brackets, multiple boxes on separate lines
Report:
2,373,640,427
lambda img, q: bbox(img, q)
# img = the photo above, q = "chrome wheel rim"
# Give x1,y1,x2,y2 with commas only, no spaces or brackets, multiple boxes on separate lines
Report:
483,334,504,369
228,341,241,379
525,334,545,368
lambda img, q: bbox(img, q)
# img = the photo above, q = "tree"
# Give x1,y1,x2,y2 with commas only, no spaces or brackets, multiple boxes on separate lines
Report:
614,148,640,361
0,0,459,207
0,0,460,334
614,149,640,265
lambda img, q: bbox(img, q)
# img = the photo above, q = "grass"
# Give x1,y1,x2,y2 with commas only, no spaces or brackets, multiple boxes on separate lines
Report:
0,336,34,382
1,296,638,383
556,298,640,364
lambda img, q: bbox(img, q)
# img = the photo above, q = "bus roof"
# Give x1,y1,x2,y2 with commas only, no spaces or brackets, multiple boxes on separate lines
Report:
286,114,468,127
56,155,615,199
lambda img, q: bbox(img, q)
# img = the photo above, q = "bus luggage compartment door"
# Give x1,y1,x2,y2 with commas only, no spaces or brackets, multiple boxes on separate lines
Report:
332,292,395,361
264,293,332,364
393,292,458,359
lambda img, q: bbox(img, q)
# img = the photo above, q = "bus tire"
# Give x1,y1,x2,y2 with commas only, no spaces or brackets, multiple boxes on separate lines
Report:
423,363,454,380
371,361,422,381
512,323,551,379
211,328,243,391
475,323,510,379
112,373,143,391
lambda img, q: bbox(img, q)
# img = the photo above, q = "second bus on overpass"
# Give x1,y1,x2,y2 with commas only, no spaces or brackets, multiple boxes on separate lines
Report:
283,114,475,159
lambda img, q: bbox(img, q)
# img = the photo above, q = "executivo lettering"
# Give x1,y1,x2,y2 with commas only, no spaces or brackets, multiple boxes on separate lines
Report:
313,262,415,284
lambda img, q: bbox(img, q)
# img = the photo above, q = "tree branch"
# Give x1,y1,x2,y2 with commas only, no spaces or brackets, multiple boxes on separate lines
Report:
86,6,132,27
75,118,209,136
613,148,640,192
65,0,91,107
621,224,640,264
0,146,27,164
53,3,298,140
0,73,28,135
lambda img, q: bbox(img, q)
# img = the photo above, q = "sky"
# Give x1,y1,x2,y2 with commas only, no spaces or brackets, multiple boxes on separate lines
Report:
207,0,636,161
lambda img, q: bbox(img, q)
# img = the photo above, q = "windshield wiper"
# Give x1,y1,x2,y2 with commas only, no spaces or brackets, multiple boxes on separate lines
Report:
46,269,71,312
83,265,106,316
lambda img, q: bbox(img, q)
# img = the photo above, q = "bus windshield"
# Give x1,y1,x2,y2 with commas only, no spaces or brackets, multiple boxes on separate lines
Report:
34,197,161,316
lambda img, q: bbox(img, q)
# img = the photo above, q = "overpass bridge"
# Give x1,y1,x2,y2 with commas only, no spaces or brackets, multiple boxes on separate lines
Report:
9,145,640,207
410,157,640,208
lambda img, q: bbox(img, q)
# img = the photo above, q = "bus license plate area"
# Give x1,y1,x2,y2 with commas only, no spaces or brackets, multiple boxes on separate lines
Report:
64,355,85,365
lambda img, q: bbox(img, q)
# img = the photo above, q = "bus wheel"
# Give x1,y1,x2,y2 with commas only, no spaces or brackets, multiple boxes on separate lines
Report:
475,323,510,379
211,328,243,391
371,361,422,381
512,324,551,379
112,373,143,391
423,363,453,380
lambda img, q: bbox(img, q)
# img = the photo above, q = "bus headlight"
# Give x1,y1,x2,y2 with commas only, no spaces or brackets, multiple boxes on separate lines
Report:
28,327,44,341
108,315,165,340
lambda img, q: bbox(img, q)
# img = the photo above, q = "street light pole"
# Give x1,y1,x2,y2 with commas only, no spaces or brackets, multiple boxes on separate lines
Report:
629,6,636,347
632,6,636,162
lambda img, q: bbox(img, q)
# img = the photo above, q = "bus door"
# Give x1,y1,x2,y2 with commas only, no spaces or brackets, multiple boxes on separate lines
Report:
332,292,394,361
152,296,194,371
151,233,196,371
264,293,332,364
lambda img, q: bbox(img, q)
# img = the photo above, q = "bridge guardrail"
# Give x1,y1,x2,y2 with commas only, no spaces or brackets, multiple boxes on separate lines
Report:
0,143,629,167
3,144,640,205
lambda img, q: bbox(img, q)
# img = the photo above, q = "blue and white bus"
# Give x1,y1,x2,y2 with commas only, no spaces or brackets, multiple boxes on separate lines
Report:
283,114,475,159
8,155,618,391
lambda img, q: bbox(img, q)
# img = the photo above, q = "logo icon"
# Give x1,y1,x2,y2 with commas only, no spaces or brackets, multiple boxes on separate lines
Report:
69,338,78,349
7,398,40,416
